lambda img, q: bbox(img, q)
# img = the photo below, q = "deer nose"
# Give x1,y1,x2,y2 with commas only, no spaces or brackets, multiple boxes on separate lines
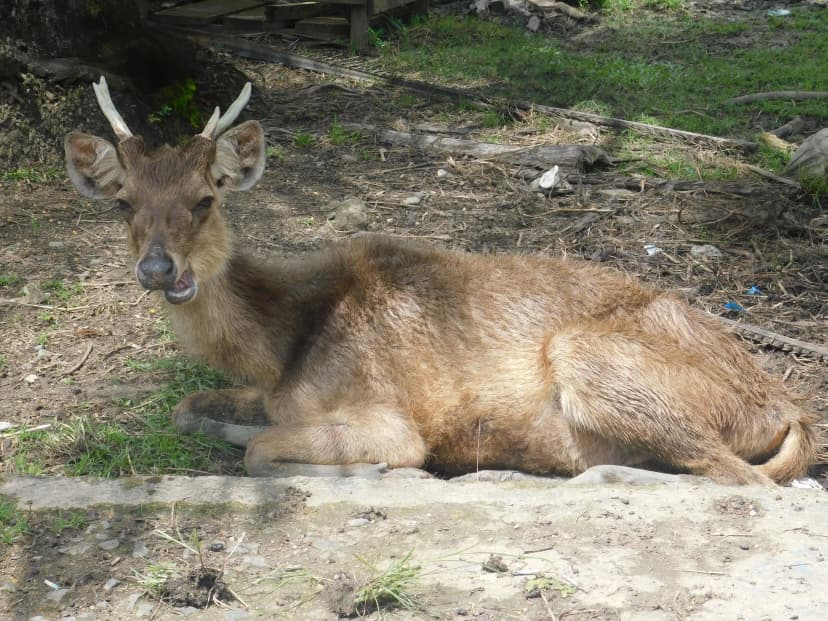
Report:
136,249,176,291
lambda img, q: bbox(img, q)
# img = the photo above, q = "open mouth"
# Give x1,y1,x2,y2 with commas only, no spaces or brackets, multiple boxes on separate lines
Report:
164,270,197,304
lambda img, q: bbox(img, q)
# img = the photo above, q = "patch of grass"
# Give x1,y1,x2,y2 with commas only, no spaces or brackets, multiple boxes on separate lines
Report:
0,274,23,288
395,93,418,107
481,109,508,129
377,9,828,140
293,132,315,148
329,121,362,146
1,167,62,183
50,510,87,533
38,311,58,326
800,174,828,204
525,574,578,598
149,78,202,129
753,143,791,173
616,130,740,181
354,552,422,615
42,278,84,302
134,561,180,595
7,357,242,478
0,499,30,545
266,145,287,161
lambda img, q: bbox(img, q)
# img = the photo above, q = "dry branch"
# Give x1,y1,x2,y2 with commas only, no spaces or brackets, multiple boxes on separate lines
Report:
727,91,828,105
722,318,828,361
344,123,610,170
524,103,758,153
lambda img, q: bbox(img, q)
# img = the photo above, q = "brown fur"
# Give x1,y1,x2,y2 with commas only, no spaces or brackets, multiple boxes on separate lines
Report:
65,114,820,486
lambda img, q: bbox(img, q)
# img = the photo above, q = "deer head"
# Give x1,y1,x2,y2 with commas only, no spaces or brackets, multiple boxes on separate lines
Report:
64,77,266,304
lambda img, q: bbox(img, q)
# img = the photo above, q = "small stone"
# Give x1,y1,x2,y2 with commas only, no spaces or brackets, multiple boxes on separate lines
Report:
103,578,121,592
175,607,200,618
328,198,368,232
48,241,65,249
690,244,723,259
135,602,154,617
98,539,120,551
739,543,751,550
59,542,91,556
23,282,46,304
209,541,225,552
132,540,149,558
404,195,421,206
436,168,450,178
242,555,268,568
527,15,541,31
347,518,370,527
23,374,38,384
224,610,250,621
46,588,70,602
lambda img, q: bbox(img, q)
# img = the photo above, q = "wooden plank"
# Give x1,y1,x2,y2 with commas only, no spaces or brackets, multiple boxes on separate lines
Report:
265,2,327,21
370,0,421,14
294,16,350,41
223,6,267,23
155,0,269,25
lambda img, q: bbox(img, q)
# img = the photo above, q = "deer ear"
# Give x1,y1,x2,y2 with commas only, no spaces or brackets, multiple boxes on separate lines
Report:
211,120,265,192
64,132,125,199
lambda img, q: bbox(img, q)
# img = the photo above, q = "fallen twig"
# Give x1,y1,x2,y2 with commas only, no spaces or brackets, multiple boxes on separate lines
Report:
727,91,828,105
344,123,610,170
62,344,93,376
721,318,828,361
525,103,758,153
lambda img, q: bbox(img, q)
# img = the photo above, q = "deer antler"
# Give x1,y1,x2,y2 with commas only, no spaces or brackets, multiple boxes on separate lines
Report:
92,76,133,142
199,82,252,140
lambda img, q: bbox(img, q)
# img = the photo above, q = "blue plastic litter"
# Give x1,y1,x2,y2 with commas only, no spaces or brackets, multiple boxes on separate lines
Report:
724,301,745,312
747,286,761,295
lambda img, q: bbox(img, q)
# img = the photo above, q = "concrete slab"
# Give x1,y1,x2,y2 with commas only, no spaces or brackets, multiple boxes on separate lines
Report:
1,471,826,620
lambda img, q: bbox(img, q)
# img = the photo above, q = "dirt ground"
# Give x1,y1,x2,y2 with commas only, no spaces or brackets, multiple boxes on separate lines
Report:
0,2,826,619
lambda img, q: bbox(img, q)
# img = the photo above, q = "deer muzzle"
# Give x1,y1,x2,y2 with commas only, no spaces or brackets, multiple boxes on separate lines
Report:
136,248,197,304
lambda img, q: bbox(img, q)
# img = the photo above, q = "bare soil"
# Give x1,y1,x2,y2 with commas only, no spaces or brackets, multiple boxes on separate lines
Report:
0,3,826,620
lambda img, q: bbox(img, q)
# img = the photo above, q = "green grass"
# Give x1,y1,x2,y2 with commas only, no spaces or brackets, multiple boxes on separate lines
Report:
0,274,23,288
50,510,87,533
0,499,30,545
354,552,422,615
42,279,84,302
134,561,181,595
1,167,62,183
6,357,242,478
375,7,828,139
294,132,315,148
266,145,287,161
329,120,362,146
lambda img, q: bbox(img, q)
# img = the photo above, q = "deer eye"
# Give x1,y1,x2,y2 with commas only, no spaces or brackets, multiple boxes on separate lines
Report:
194,196,213,212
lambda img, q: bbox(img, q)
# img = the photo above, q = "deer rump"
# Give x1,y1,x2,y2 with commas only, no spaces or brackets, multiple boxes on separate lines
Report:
65,78,819,485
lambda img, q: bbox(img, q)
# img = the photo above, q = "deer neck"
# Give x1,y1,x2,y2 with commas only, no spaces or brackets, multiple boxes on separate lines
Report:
163,250,286,389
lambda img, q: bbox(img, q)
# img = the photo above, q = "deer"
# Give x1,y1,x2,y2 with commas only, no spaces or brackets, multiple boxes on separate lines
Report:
64,77,820,486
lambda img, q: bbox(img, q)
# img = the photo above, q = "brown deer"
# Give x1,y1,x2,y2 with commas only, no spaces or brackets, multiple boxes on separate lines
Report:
64,78,819,485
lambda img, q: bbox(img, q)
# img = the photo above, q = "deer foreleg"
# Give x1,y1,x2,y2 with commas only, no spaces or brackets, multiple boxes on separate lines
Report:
244,407,427,478
172,387,269,447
